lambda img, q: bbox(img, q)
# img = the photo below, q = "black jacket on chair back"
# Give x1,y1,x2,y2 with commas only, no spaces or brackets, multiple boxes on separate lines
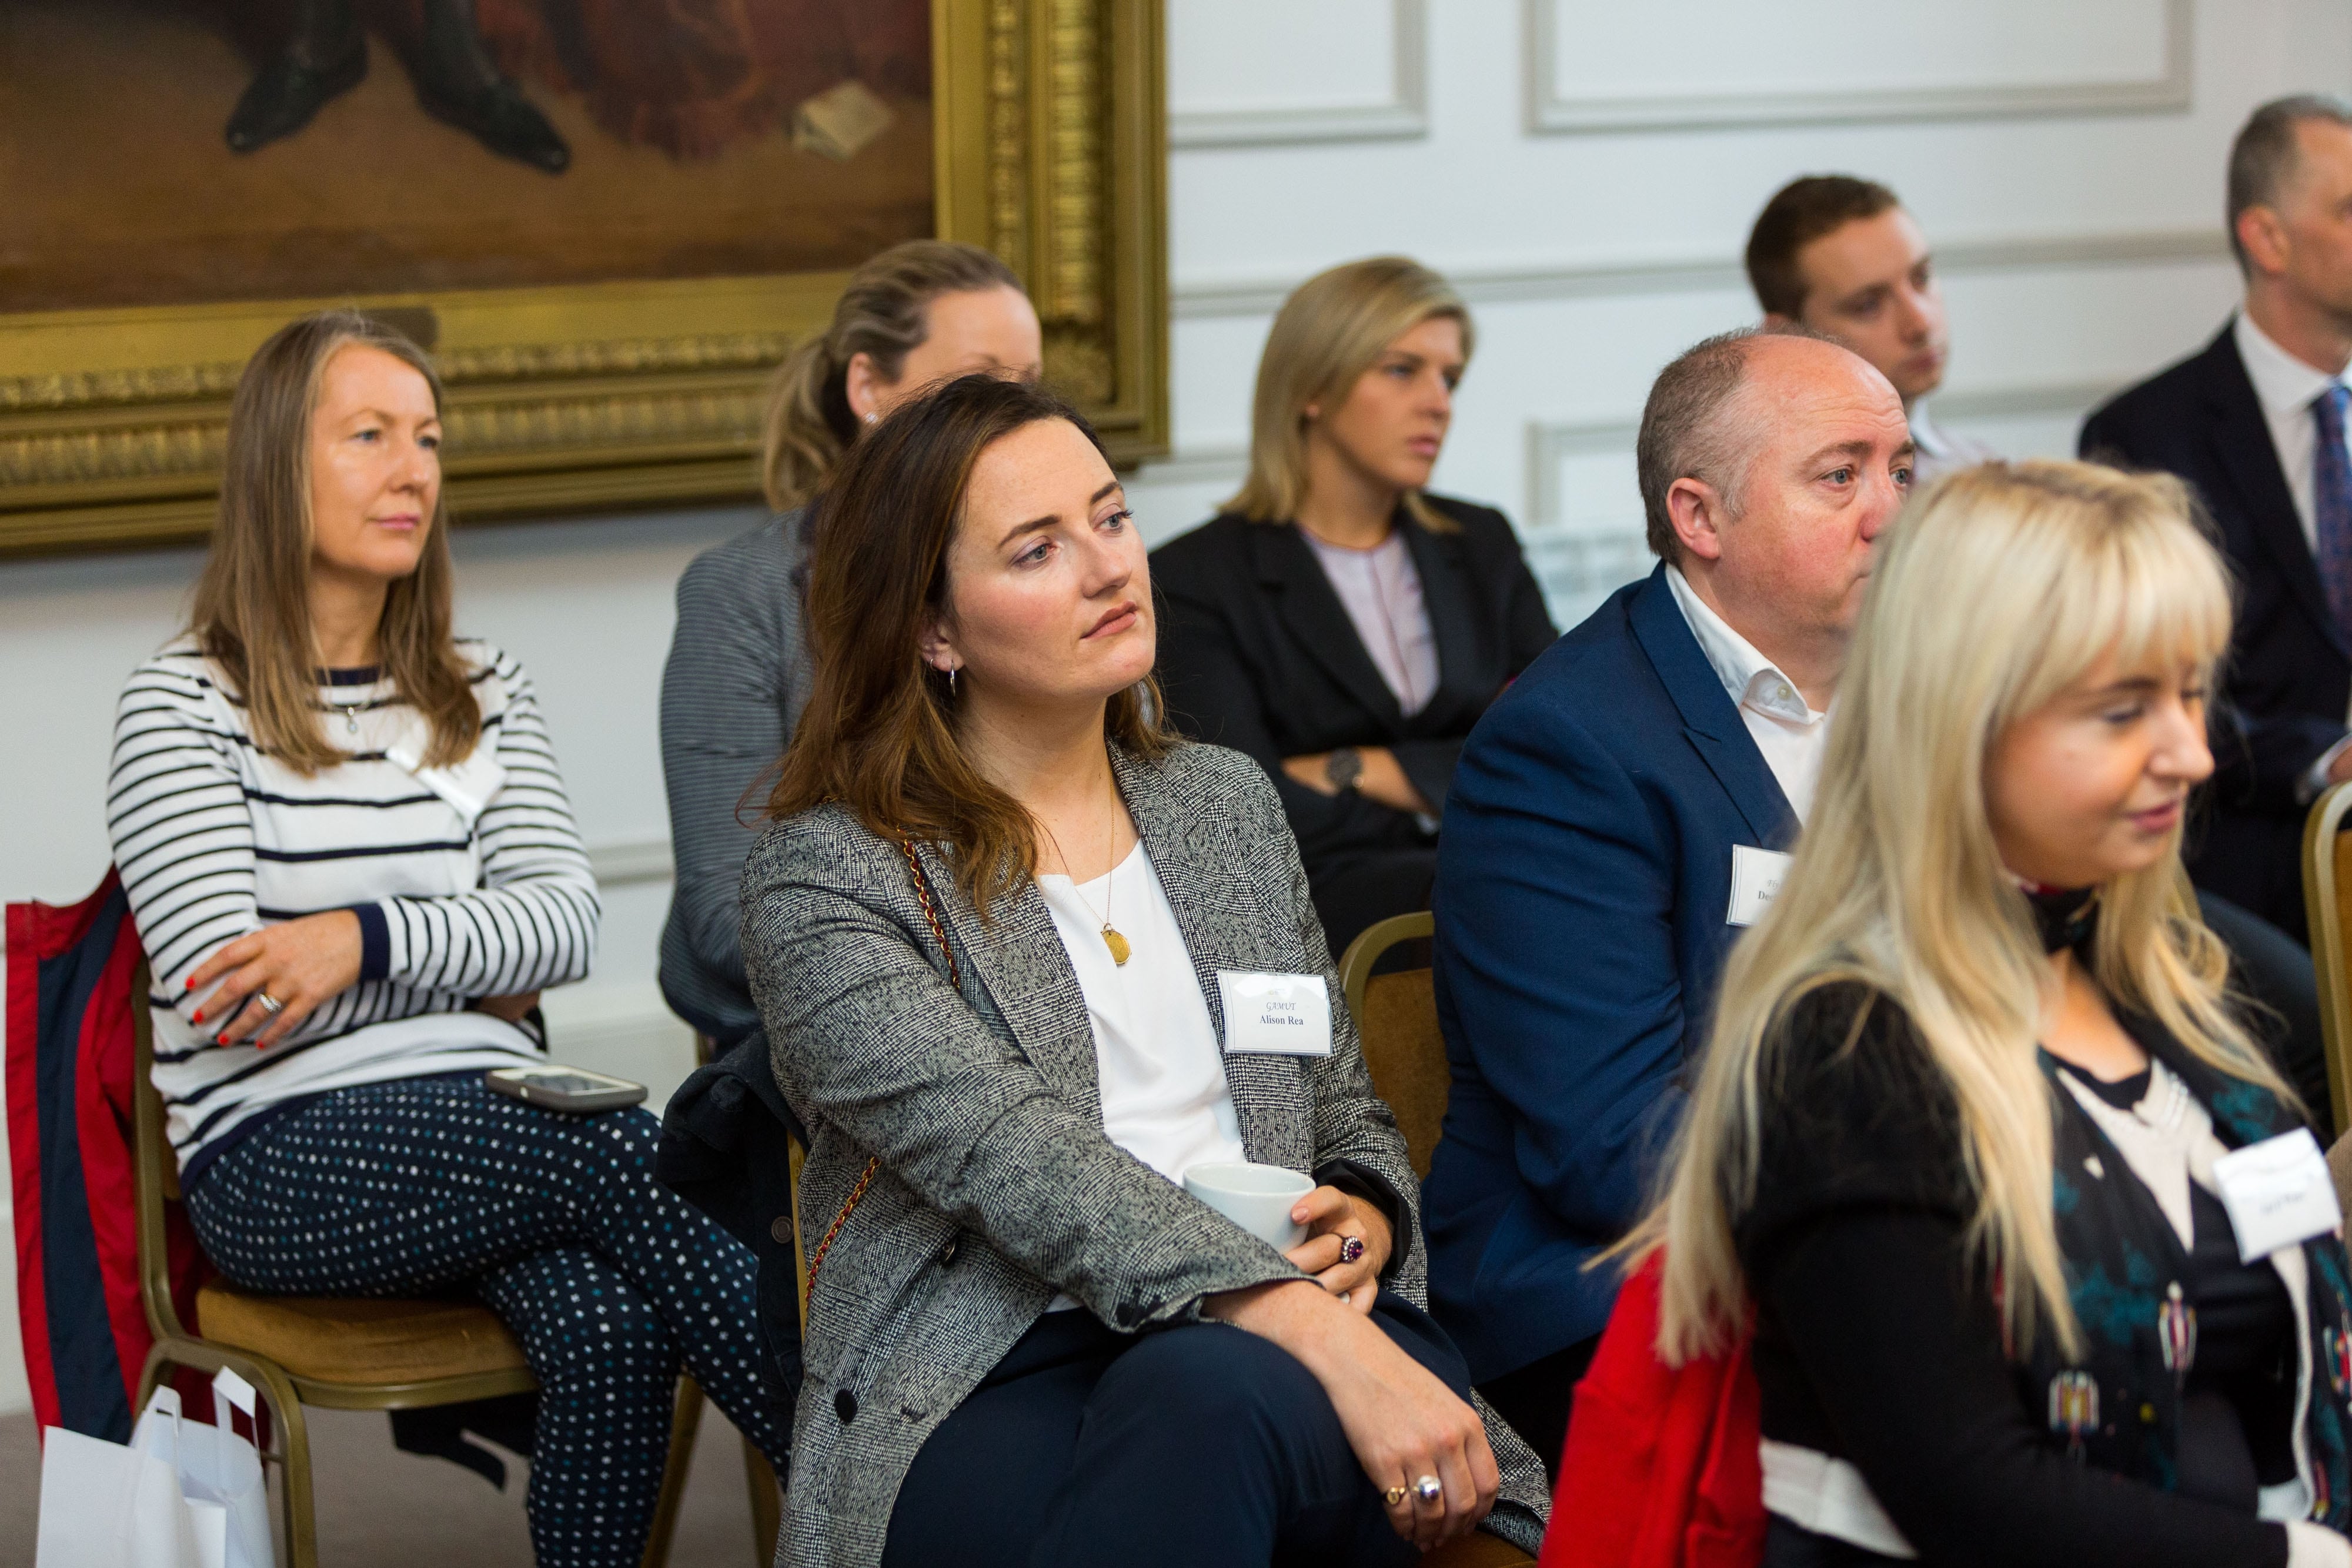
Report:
2080,323,2352,941
1148,495,1557,912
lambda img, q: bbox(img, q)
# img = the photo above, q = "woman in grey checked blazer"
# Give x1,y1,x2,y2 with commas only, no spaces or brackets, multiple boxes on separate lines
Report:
741,373,1549,1567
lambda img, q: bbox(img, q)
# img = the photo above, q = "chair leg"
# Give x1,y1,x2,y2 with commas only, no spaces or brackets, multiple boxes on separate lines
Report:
741,1433,781,1566
641,1374,705,1568
138,1340,315,1568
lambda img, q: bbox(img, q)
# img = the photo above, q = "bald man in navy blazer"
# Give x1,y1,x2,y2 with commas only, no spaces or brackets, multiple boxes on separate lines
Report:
1421,328,1915,1474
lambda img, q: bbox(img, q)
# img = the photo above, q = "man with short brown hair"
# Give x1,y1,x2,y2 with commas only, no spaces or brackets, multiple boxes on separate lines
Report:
1745,175,1994,481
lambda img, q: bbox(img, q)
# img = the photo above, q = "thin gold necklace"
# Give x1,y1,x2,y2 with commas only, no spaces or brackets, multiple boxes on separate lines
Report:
1041,814,1131,967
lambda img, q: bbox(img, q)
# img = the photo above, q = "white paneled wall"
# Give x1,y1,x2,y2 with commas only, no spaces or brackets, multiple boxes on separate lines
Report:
2,0,2346,1416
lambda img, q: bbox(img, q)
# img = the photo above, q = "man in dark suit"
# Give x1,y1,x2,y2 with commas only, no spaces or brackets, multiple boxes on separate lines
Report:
2081,95,2352,944
1421,327,1914,1473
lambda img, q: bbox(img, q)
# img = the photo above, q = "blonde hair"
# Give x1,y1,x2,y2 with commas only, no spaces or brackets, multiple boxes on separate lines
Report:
1225,256,1474,533
191,310,479,777
1639,460,2280,1366
761,240,1023,511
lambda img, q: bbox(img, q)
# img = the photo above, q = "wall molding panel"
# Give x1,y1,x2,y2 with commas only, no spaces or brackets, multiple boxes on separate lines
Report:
1170,0,1426,148
1524,0,2192,135
1172,226,2229,319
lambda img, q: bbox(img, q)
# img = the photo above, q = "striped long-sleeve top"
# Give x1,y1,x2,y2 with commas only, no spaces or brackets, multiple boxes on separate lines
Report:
108,636,601,1175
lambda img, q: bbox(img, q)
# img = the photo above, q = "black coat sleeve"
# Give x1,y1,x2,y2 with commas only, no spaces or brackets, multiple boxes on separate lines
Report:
1745,985,2296,1567
1765,1213,2290,1568
1153,573,1428,855
1387,510,1558,819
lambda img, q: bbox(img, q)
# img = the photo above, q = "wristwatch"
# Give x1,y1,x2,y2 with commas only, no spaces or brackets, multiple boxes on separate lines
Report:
1325,747,1364,793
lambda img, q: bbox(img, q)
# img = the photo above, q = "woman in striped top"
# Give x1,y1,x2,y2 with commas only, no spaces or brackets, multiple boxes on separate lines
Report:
109,312,787,1567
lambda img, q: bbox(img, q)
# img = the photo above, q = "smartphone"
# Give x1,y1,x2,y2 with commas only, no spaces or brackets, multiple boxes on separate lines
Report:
485,1064,647,1115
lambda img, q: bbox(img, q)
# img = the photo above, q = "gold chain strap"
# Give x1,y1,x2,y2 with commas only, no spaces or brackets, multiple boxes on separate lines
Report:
803,838,963,1298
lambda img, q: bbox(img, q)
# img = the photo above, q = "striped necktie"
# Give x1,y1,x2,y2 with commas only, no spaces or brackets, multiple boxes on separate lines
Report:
2316,383,2352,639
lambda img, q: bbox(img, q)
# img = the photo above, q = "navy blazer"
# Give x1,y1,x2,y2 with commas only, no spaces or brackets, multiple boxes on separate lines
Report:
1422,565,1797,1382
2080,323,2352,940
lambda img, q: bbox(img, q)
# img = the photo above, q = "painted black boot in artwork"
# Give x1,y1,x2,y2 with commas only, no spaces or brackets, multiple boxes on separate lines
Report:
411,0,570,173
224,0,368,153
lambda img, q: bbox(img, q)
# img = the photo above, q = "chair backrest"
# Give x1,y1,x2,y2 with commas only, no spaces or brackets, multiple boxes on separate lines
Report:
128,959,193,1344
1337,912,1446,1178
2303,784,2352,1141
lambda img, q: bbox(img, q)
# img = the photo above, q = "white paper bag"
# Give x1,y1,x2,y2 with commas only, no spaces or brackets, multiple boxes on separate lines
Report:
35,1377,271,1568
35,1419,204,1568
138,1374,270,1568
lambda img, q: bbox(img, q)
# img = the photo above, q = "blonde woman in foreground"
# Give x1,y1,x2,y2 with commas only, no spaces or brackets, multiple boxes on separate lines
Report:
1638,462,2352,1567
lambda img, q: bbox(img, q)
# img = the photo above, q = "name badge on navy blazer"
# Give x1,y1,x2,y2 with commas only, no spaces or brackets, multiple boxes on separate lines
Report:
1727,845,1793,927
1217,971,1333,1056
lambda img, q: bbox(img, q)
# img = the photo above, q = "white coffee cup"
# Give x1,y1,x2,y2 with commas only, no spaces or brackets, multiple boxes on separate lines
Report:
1183,1161,1315,1251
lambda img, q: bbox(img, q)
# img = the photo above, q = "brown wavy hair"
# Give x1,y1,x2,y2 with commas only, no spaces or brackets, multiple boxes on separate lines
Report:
760,240,1024,513
767,373,1172,912
190,310,480,775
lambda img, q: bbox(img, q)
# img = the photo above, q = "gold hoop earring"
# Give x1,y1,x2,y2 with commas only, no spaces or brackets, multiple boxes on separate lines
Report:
948,666,958,698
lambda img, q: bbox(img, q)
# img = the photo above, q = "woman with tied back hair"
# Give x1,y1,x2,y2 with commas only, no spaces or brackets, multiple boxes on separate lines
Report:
740,373,1550,1566
656,238,1040,1052
107,312,788,1567
1626,462,2352,1566
1151,256,1555,959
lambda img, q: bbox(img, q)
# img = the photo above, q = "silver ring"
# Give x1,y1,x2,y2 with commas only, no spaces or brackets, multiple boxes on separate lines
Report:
1414,1475,1442,1505
253,992,283,1016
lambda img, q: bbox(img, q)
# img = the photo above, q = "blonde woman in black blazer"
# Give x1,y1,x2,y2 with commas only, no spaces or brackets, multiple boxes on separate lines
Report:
1151,258,1556,958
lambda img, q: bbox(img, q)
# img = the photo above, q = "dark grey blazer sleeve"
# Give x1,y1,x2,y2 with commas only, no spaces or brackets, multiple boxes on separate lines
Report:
656,512,810,1044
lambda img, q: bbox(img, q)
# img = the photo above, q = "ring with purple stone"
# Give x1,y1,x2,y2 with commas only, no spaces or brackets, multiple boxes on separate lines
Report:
1337,1235,1366,1266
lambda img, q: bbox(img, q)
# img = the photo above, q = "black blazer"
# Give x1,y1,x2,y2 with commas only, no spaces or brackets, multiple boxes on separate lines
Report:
1148,495,1558,872
2080,322,2352,938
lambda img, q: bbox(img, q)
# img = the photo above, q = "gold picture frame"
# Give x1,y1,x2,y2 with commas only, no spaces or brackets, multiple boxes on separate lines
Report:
0,0,1167,557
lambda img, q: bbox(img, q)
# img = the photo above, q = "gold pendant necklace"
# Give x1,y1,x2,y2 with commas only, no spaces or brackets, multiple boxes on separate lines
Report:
1083,843,1130,967
1043,810,1131,965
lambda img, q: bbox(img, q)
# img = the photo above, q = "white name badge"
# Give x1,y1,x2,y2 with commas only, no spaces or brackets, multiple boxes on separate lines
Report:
1726,845,1794,928
2213,1128,2344,1263
1217,971,1334,1057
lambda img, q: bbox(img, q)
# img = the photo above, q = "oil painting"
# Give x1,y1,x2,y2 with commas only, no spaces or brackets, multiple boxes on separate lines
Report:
0,0,1168,555
2,0,934,310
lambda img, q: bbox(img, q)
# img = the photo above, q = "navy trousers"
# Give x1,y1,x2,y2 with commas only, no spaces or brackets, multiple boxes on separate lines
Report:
183,1072,790,1568
881,1290,1471,1568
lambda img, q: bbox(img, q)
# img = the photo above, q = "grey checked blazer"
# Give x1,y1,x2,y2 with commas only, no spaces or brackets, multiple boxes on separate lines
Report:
741,740,1548,1567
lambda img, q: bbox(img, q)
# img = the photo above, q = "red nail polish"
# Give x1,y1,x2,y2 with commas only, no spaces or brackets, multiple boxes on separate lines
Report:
182,977,193,991
192,1009,203,1024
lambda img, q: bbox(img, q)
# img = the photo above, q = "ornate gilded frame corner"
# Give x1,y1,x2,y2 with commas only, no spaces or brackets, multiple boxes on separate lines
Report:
0,0,1168,557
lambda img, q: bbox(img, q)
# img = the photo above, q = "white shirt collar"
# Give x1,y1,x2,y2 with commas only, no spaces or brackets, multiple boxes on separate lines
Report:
1664,564,1822,727
2234,310,2348,422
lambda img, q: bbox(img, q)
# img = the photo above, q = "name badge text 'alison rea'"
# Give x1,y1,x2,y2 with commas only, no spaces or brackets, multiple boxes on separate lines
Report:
1217,971,1334,1057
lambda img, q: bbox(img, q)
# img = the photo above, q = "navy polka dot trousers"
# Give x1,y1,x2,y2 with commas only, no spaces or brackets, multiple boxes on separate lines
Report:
183,1071,790,1567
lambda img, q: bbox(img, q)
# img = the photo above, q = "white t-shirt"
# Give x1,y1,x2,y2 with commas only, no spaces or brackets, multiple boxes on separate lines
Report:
1036,841,1245,1182
1035,840,1247,1311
